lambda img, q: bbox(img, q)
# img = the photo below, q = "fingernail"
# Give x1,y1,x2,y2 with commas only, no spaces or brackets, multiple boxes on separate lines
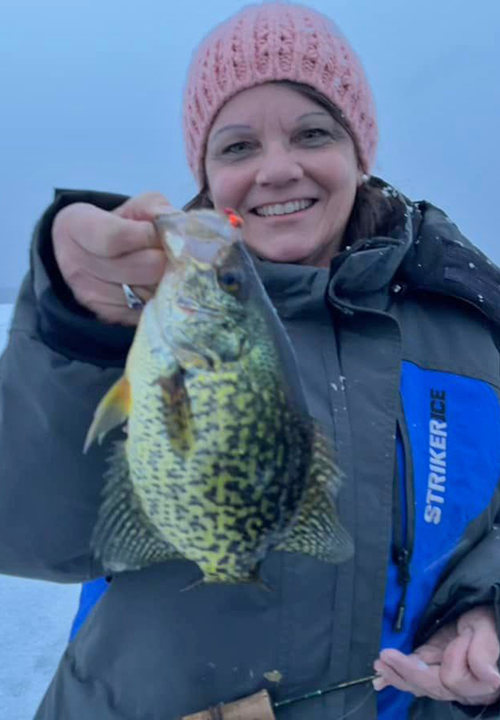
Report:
416,659,429,669
372,677,385,691
154,205,176,215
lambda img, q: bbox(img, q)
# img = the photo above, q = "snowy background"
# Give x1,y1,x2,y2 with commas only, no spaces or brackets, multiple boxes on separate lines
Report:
0,305,81,719
1,0,500,717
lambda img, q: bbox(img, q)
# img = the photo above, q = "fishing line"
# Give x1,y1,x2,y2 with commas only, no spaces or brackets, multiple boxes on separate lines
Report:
335,687,490,720
448,700,488,720
334,685,377,720
336,688,490,720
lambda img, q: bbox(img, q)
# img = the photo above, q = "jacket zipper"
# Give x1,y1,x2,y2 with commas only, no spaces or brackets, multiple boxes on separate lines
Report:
392,405,415,631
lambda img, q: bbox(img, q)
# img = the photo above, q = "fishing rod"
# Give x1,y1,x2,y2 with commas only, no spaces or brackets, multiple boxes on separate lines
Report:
273,673,379,709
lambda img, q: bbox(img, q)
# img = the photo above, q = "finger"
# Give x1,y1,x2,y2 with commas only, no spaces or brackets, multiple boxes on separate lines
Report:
73,275,156,311
372,676,389,692
439,629,473,691
414,646,445,666
60,245,167,287
74,279,156,327
440,629,500,702
379,649,456,701
373,657,438,697
69,245,168,286
438,630,500,705
113,192,175,222
63,204,161,256
467,619,500,688
372,661,389,691
373,658,414,694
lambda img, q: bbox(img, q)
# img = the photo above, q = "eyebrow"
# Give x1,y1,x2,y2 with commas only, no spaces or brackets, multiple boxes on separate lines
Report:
210,124,253,141
296,112,331,121
210,112,333,142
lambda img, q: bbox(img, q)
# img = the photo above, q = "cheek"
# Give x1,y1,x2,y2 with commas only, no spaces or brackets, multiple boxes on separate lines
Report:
206,167,247,211
328,166,358,196
319,148,360,197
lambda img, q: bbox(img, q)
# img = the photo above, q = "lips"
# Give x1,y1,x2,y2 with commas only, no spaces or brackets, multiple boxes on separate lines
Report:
250,198,317,218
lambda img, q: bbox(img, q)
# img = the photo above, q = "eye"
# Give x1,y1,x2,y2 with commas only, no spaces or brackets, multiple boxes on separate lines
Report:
297,128,331,143
218,269,244,295
222,141,255,157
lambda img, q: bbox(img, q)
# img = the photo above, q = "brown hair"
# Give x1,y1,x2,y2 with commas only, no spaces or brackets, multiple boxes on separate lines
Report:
183,81,400,249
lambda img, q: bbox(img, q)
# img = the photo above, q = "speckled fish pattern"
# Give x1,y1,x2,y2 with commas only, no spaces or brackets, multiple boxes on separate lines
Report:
88,210,353,583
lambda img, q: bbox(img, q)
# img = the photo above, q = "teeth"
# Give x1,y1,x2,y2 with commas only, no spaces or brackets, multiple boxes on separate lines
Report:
255,199,314,217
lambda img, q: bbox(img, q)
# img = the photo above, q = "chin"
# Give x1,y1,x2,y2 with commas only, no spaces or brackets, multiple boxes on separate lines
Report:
247,241,318,265
261,248,327,267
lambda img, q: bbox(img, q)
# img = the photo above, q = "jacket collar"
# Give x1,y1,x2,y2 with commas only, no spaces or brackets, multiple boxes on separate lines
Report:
253,259,330,320
251,176,500,328
398,201,500,329
327,178,416,313
328,177,500,327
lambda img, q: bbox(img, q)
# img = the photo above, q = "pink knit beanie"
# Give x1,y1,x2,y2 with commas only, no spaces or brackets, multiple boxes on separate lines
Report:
183,2,378,187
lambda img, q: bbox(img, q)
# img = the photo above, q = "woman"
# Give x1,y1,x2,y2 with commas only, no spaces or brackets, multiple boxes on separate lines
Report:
1,3,500,719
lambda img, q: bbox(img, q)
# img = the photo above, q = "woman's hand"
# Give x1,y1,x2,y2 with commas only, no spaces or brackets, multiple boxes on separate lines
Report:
373,605,500,706
52,192,173,326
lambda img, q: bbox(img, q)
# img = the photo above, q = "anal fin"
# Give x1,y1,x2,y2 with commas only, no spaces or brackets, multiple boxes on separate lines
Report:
91,440,184,573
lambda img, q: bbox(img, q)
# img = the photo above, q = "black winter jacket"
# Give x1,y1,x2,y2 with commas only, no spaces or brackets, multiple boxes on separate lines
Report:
1,179,500,719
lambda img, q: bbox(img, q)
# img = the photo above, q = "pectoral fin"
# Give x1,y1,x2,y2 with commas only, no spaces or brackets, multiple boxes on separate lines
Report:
274,424,354,564
83,375,131,453
155,371,194,456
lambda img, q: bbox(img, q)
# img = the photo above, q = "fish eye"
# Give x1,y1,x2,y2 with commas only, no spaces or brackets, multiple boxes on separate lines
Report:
218,268,244,295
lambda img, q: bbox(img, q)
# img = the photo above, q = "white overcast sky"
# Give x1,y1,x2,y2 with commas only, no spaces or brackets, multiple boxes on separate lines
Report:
1,0,499,300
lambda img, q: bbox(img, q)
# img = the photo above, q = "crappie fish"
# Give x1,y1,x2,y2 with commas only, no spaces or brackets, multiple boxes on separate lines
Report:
84,208,353,583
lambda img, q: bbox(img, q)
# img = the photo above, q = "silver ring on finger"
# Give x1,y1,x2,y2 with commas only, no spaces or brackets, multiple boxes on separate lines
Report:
122,283,146,310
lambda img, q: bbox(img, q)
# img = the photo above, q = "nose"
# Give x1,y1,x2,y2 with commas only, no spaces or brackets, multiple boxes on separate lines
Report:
255,144,304,187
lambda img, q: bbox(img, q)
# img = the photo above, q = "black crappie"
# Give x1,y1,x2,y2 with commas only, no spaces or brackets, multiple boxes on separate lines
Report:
84,208,353,583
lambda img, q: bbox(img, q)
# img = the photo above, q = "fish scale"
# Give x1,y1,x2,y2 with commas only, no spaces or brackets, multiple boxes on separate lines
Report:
127,362,307,581
84,208,353,582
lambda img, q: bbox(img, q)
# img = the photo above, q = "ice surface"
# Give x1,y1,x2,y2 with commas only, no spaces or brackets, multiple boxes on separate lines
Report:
0,578,80,719
0,303,12,352
0,304,82,719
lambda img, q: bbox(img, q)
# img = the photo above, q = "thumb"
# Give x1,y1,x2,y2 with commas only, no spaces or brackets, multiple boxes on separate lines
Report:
467,622,500,688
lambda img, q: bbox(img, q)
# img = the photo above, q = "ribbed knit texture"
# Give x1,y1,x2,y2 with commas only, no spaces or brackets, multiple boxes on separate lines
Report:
183,2,378,186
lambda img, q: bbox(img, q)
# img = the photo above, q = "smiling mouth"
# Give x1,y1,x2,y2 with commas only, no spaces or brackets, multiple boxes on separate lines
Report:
251,199,317,218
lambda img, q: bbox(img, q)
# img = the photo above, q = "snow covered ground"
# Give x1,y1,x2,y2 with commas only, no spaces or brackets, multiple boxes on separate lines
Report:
0,303,12,340
0,304,81,719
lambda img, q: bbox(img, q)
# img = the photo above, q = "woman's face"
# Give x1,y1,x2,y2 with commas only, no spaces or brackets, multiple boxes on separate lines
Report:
204,83,363,267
